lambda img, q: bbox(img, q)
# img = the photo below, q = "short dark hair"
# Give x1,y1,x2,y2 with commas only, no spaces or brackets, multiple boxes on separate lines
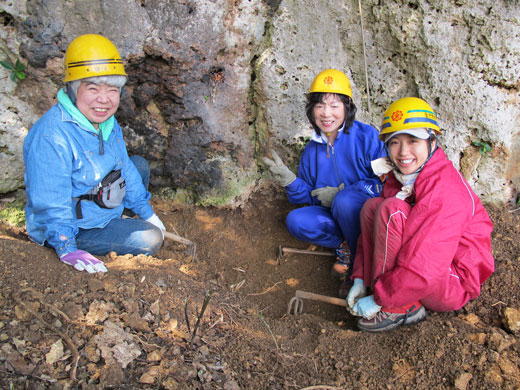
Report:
305,92,357,135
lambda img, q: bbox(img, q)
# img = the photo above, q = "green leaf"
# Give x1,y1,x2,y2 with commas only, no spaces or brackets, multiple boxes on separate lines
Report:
0,60,14,71
9,72,16,81
472,140,491,155
14,59,26,72
15,71,26,80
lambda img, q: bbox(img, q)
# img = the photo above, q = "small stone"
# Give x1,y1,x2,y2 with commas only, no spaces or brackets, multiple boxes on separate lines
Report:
147,350,162,362
454,372,472,390
139,366,161,384
46,339,64,365
150,300,160,316
484,364,503,385
143,312,154,322
502,307,520,334
460,313,479,326
198,345,209,356
498,356,519,377
85,300,113,324
14,301,40,321
162,377,180,390
85,343,100,363
467,333,486,345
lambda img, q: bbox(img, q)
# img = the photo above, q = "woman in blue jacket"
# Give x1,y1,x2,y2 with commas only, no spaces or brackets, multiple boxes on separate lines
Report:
24,34,165,274
263,69,385,286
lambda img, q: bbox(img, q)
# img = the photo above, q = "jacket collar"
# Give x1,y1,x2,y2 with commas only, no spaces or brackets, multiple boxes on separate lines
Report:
311,122,346,144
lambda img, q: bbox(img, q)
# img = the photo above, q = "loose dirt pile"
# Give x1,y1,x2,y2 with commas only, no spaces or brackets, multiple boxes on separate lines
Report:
0,189,519,389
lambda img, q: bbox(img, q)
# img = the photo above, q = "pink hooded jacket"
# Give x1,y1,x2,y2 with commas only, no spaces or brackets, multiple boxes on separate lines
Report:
369,148,494,308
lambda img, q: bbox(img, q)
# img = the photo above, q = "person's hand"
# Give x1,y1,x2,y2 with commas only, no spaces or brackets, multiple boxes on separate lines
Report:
351,295,382,319
311,183,345,207
146,213,166,239
60,250,107,274
347,278,367,314
262,150,296,187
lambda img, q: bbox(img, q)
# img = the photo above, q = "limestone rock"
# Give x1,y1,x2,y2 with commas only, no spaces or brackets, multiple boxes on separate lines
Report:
502,307,520,334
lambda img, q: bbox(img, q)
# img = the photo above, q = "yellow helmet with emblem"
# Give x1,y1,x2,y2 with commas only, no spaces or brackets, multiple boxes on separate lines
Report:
380,97,440,140
63,34,127,82
309,69,352,98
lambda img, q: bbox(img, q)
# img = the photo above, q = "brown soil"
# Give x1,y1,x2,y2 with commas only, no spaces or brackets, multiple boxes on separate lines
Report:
0,188,519,390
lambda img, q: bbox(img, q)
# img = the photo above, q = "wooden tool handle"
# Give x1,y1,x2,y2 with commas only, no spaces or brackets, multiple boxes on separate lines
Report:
164,231,192,246
281,247,334,257
295,290,347,307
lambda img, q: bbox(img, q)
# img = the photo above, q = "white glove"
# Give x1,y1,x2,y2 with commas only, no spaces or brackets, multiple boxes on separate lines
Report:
311,183,345,207
352,295,382,319
262,150,297,187
347,278,367,315
60,250,108,274
146,213,166,237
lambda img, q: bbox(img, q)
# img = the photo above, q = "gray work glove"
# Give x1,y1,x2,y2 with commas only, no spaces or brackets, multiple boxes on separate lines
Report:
311,183,345,207
262,150,296,187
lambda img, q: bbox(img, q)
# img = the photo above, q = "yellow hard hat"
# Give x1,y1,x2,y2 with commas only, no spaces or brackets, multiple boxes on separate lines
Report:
63,34,127,82
308,69,352,98
380,97,440,140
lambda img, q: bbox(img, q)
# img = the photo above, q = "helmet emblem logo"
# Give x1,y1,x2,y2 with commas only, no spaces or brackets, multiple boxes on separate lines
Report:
323,76,333,85
391,110,403,121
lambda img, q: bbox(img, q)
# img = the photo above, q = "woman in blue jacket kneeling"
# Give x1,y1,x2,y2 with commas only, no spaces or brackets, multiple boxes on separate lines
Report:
263,69,385,288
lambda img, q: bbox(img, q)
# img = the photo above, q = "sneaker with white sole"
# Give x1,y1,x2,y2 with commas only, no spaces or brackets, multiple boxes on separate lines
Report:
357,301,426,332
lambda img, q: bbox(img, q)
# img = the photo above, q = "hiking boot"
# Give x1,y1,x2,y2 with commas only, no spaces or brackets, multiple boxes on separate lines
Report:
357,302,426,332
330,241,350,278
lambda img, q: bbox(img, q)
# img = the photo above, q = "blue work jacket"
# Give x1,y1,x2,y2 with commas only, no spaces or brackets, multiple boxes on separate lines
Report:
23,103,154,257
286,120,386,205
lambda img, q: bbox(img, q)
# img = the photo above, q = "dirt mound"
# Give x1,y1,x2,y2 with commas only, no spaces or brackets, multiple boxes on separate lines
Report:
0,190,519,389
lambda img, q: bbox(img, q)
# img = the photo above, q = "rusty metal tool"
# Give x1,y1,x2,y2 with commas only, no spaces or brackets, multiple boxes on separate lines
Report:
164,231,197,262
277,245,334,264
287,290,347,315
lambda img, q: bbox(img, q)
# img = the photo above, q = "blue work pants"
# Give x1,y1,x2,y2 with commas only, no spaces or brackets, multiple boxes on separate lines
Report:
285,187,373,259
75,156,163,256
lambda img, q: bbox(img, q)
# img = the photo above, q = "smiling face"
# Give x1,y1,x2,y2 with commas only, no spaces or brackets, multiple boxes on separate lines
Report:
387,133,436,174
312,93,346,136
75,82,120,128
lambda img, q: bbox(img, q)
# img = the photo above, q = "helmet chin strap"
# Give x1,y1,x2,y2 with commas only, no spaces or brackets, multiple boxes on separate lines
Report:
66,84,77,105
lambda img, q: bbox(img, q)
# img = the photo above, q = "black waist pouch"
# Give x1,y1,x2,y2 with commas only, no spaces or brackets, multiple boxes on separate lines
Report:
75,170,126,219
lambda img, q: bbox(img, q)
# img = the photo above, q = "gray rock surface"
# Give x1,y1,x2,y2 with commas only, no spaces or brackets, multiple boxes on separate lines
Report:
0,0,518,206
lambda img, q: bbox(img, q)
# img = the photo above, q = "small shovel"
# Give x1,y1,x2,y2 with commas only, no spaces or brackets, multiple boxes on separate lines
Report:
287,289,346,314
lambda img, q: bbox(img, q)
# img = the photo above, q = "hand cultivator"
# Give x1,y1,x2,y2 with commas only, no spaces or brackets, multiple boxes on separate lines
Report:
287,290,347,315
164,231,197,262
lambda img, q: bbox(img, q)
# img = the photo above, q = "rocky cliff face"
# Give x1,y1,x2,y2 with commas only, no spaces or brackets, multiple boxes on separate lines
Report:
1,0,518,206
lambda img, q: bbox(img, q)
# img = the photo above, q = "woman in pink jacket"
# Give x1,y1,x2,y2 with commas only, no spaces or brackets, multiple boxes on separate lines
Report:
347,97,494,332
